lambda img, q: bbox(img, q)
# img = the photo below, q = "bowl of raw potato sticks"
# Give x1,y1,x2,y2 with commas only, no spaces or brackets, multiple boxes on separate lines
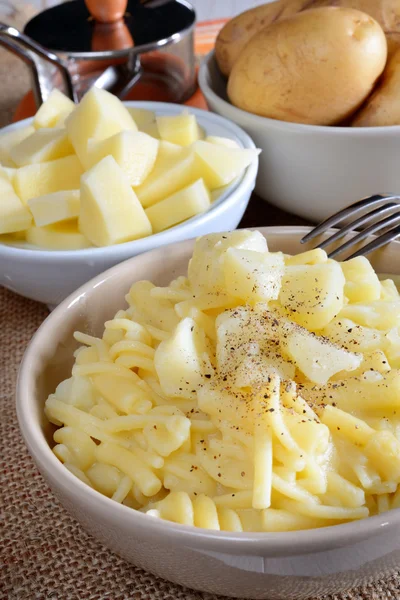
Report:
0,87,258,306
17,226,400,599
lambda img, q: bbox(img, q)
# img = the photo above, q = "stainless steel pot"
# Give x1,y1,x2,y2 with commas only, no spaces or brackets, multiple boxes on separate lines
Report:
0,0,196,107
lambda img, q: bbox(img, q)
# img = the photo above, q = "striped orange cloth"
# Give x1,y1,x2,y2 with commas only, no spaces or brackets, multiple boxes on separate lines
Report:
194,18,228,59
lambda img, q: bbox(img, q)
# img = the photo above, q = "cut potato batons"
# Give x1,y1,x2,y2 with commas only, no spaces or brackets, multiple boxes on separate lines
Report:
33,89,75,129
10,128,74,167
86,130,159,185
193,140,259,188
134,146,198,208
156,113,203,146
14,155,84,203
127,108,156,128
79,155,152,247
145,179,210,233
28,190,80,227
0,167,32,234
0,125,35,166
26,220,91,250
66,87,137,166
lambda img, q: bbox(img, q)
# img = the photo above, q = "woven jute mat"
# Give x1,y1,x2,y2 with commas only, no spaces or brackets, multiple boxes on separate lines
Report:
2,288,400,600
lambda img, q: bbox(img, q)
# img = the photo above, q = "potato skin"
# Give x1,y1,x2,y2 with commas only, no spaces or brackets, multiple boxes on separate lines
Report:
215,0,400,77
352,47,400,126
227,7,387,126
215,1,293,78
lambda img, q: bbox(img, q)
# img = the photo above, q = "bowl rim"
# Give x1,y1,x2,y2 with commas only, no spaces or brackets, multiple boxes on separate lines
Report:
16,225,400,555
0,101,258,260
198,50,400,135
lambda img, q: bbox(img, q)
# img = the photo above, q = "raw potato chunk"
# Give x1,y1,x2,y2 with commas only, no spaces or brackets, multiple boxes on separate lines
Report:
188,230,268,296
3,166,16,181
65,87,137,166
140,120,160,139
0,125,35,166
223,248,285,303
127,108,155,128
0,167,32,234
341,256,381,302
26,220,91,250
158,140,184,160
86,131,159,185
79,156,152,247
33,89,75,129
285,328,362,385
156,113,201,146
28,190,80,226
134,147,198,208
145,179,210,233
193,141,260,188
205,135,240,149
14,155,84,203
10,128,74,166
279,261,345,330
154,317,207,400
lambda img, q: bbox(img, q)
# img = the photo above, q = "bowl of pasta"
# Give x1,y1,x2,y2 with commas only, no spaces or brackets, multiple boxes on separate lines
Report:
0,90,258,307
17,226,400,600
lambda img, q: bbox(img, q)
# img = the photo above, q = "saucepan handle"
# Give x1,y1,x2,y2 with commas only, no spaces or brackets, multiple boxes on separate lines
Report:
0,22,77,106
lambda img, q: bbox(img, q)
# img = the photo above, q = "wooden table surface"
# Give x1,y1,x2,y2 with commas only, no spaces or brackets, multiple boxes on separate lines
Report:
240,193,310,229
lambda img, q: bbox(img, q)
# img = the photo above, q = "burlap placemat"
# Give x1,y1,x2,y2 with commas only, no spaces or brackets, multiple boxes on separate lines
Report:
1,5,400,599
1,286,400,600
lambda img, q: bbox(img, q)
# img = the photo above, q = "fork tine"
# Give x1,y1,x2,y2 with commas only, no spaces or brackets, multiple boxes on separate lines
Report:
328,212,400,259
317,203,399,250
346,224,400,260
300,194,388,244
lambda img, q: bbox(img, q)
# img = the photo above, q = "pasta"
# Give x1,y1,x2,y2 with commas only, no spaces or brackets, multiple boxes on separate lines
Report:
45,230,400,532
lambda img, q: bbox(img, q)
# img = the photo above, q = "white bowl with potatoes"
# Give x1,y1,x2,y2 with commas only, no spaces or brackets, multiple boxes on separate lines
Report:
0,89,258,306
198,1,400,222
17,226,400,599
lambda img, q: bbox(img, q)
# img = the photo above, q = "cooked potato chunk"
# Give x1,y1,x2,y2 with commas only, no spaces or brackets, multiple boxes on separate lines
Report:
279,261,345,330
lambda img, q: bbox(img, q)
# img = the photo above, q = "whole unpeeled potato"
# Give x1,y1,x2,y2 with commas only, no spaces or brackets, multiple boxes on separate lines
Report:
215,0,303,77
215,0,400,78
352,47,400,125
227,7,387,126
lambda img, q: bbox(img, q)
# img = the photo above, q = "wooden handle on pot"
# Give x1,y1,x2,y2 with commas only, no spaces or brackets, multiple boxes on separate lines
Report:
85,0,128,23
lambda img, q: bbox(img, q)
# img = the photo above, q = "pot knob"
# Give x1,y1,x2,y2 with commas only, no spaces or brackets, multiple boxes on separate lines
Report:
85,0,128,24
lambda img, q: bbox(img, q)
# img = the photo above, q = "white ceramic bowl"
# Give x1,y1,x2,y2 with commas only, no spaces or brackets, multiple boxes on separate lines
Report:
198,52,400,222
0,101,258,307
17,226,400,600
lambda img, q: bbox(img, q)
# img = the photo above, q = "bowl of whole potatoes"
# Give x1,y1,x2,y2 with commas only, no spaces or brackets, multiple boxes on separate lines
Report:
198,0,400,221
0,89,259,306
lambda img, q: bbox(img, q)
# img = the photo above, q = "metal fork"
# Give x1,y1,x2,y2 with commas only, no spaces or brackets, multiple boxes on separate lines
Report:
300,194,400,260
